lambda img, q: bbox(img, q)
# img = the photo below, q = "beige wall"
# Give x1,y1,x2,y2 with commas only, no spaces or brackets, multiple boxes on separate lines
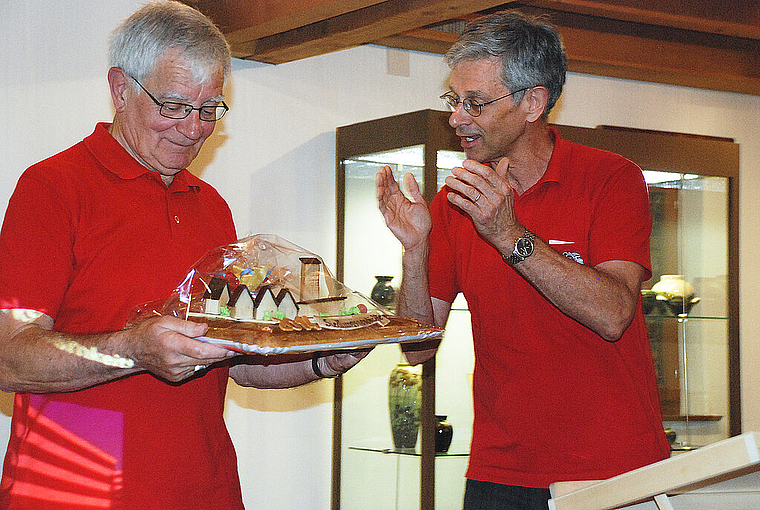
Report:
2,2,760,509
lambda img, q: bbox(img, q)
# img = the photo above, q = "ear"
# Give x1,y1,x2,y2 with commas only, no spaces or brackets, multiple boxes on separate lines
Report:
524,86,549,123
108,67,129,113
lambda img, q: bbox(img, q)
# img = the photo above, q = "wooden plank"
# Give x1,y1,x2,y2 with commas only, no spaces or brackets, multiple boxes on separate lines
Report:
520,0,760,40
376,6,760,96
550,480,601,498
230,0,512,63
653,493,675,510
184,0,385,40
548,432,760,510
558,18,760,96
374,28,459,55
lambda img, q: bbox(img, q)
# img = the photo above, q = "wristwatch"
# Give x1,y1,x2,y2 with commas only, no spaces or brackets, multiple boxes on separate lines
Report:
504,228,536,264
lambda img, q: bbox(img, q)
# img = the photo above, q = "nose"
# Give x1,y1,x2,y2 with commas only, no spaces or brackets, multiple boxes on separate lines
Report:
448,103,470,129
176,110,205,140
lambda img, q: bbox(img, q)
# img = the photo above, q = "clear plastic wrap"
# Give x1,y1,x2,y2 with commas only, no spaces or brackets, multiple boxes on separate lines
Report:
128,234,443,354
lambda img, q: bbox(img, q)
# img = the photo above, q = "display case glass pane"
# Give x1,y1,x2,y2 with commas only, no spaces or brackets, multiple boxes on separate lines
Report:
340,146,473,509
644,171,730,448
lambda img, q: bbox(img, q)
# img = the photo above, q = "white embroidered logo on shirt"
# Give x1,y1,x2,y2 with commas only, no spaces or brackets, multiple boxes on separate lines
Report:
563,252,584,264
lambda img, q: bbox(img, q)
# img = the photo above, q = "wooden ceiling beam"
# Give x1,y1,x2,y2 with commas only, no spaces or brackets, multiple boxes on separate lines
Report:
561,25,760,96
375,6,760,96
183,0,387,42
184,0,760,95
226,0,513,64
520,0,760,40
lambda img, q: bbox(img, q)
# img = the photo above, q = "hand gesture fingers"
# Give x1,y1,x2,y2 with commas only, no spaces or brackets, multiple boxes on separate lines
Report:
445,158,518,242
322,347,373,375
128,316,236,381
376,166,432,250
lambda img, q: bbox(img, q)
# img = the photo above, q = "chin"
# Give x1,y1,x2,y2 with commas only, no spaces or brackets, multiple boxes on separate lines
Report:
464,149,486,163
162,155,196,171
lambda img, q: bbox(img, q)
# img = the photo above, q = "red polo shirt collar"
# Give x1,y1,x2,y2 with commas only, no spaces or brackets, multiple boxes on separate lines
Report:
85,122,198,191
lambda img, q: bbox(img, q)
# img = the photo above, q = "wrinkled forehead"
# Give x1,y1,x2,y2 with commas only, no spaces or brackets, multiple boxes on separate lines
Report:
448,58,505,95
142,47,226,89
143,50,226,100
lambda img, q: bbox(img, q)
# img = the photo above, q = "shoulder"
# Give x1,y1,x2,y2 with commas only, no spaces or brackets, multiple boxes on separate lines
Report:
557,136,636,169
16,139,93,197
554,137,645,191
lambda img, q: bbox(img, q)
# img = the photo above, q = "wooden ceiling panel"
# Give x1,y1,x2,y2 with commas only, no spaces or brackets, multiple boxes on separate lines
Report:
184,0,387,40
521,0,760,39
222,0,511,64
182,0,760,95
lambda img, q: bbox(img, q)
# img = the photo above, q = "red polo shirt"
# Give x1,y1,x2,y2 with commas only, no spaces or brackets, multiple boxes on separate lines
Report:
0,123,242,509
429,127,669,488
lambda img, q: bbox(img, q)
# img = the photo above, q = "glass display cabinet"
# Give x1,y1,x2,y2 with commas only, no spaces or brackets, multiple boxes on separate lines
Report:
334,110,468,510
557,125,741,450
332,112,740,510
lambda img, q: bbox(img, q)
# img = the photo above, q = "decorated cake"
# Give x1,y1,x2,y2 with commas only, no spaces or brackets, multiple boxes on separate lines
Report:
129,234,443,354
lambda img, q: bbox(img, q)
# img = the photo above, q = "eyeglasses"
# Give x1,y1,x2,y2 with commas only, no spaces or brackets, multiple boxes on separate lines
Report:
130,76,228,122
439,88,528,117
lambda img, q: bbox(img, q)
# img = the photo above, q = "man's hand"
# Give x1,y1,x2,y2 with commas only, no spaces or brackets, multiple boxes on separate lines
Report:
126,316,236,382
444,158,522,250
376,166,432,252
321,347,373,376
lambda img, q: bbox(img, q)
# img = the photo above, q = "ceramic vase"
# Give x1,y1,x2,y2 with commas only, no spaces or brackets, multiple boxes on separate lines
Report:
371,275,397,308
435,415,453,453
651,274,700,316
388,363,422,450
640,289,658,314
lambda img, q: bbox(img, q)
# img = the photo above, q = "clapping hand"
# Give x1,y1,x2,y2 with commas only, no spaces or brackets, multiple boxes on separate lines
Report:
376,166,432,251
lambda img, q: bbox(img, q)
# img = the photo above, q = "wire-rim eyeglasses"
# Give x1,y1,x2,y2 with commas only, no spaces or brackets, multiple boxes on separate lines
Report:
440,87,529,117
130,76,229,122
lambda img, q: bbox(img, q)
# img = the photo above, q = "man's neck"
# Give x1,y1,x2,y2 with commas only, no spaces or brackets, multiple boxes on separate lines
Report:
107,120,174,186
503,125,555,195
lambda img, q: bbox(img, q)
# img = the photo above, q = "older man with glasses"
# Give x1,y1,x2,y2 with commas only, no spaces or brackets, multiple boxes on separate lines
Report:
377,10,670,510
0,1,365,508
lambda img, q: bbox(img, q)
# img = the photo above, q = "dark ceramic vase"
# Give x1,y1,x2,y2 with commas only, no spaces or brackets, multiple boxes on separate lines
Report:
371,275,396,308
435,415,453,453
641,289,657,315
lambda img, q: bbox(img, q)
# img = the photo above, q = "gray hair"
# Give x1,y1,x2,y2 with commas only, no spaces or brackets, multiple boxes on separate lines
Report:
445,11,567,116
109,0,231,90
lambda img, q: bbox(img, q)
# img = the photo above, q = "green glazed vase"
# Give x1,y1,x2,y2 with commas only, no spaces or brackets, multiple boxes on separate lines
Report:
388,363,422,450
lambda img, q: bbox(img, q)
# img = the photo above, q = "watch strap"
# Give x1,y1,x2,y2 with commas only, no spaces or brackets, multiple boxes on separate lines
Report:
503,228,536,264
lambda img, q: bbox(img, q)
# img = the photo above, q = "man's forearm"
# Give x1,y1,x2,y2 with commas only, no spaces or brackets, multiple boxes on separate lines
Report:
396,242,443,365
503,236,644,342
229,356,318,389
396,243,435,325
0,325,141,393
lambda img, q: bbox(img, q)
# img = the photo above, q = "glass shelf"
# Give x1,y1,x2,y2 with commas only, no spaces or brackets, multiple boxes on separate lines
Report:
662,415,722,422
349,446,470,457
645,315,728,321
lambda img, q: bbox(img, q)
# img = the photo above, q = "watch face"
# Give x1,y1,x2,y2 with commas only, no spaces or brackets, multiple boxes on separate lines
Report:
515,238,534,257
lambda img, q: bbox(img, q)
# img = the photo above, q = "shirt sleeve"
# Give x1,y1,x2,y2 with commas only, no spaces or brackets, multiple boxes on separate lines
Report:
0,166,76,318
588,157,652,279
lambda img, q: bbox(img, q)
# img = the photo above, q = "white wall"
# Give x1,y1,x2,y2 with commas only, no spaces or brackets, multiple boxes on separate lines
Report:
2,2,760,509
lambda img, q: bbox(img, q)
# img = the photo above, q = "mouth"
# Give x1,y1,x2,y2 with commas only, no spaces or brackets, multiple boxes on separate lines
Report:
459,133,481,149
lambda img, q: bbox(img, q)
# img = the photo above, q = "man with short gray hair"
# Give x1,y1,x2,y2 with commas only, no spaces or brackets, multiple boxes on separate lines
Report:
377,10,670,510
0,2,364,507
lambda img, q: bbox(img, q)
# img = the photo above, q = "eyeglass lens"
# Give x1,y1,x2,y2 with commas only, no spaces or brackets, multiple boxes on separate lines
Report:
160,102,227,121
441,94,483,116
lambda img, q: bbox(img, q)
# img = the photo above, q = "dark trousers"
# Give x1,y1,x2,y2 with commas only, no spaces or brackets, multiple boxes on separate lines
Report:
463,479,552,510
